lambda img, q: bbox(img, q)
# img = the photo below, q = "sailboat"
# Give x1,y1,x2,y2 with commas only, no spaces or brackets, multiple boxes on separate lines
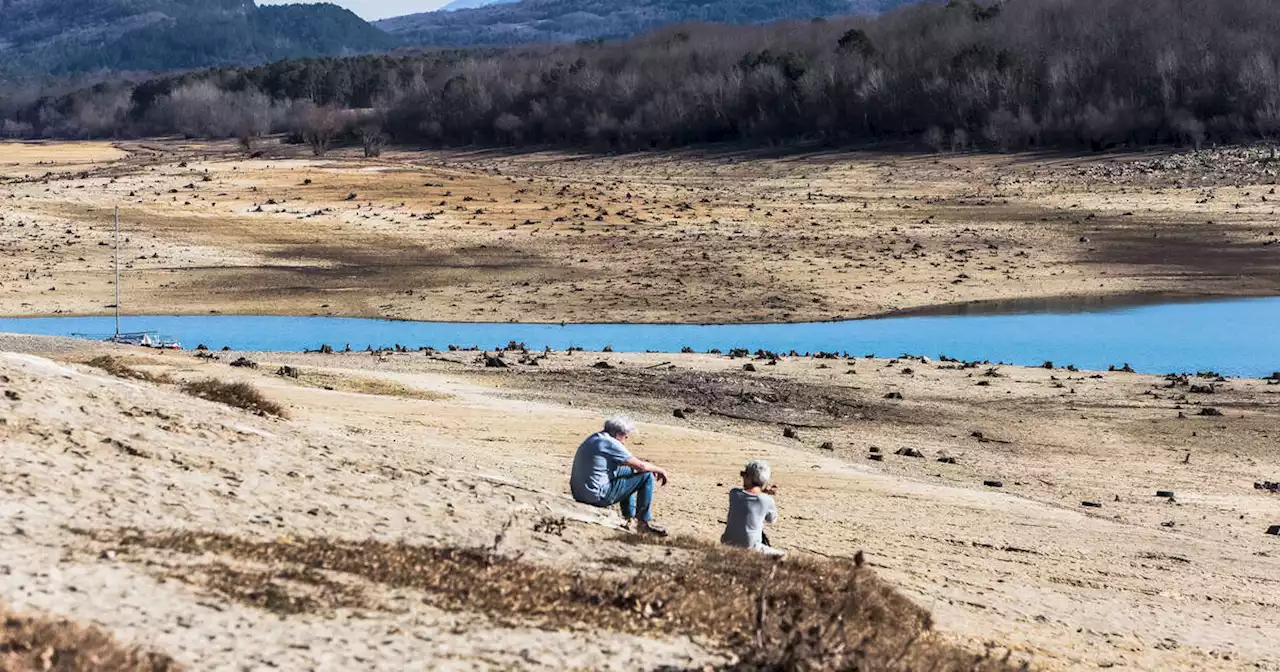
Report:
104,206,182,350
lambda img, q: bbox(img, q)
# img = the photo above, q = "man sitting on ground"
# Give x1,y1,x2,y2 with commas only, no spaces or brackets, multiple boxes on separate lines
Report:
570,415,669,536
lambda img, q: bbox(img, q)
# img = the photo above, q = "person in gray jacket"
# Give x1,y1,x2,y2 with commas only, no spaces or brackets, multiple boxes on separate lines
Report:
721,459,784,556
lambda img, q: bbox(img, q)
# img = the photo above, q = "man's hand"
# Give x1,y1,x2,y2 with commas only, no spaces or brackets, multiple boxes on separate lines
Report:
623,456,669,486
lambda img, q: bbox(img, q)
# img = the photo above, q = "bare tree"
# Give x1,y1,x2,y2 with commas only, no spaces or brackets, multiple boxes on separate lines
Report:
358,122,388,157
923,125,946,153
296,103,344,156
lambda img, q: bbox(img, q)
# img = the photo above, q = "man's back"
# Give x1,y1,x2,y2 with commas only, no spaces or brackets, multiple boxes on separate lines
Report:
570,431,632,504
721,488,777,549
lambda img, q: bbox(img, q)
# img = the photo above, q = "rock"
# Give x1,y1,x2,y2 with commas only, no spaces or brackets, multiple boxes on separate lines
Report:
484,355,508,368
673,408,686,419
1255,481,1280,493
937,456,957,464
868,454,884,462
1081,500,1102,508
275,366,300,379
1198,407,1224,416
783,426,798,439
742,363,757,372
894,447,924,458
592,361,615,369
230,356,258,369
983,480,1003,488
884,391,904,400
868,446,881,454
1267,525,1280,536
1156,490,1176,498
819,441,834,451
319,344,334,354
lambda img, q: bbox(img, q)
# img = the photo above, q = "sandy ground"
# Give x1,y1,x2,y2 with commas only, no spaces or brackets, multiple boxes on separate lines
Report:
2,139,1279,322
2,138,1279,670
2,334,1278,670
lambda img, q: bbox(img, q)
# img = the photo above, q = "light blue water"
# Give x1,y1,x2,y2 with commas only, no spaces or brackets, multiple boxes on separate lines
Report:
2,297,1278,376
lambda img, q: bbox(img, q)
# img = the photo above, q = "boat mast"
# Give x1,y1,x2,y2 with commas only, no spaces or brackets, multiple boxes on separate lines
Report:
114,205,120,338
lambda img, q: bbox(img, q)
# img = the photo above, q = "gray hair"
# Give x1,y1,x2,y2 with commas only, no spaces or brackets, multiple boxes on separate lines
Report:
743,460,772,488
603,415,637,438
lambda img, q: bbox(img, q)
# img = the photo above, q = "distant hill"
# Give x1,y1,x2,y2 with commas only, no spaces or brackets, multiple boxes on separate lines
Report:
437,0,520,12
0,0,397,79
377,0,917,47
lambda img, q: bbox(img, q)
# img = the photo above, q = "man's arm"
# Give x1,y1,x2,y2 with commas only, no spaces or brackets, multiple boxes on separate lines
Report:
622,456,669,486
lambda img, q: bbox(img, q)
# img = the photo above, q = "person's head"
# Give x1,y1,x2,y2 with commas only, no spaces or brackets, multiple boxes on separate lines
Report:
741,459,772,489
603,415,637,442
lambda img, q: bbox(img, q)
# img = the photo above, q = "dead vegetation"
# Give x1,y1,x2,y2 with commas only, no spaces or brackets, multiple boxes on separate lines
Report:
0,606,179,672
292,369,449,401
89,528,1014,671
498,367,905,429
84,355,173,384
179,379,286,418
164,564,370,617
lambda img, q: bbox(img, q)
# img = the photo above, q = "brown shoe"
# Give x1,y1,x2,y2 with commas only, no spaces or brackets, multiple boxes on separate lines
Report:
637,521,668,537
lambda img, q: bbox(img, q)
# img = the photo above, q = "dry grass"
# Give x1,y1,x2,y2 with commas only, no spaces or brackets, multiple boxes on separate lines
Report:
84,356,174,384
93,528,1017,671
179,379,286,418
0,606,179,672
163,563,371,617
294,370,450,401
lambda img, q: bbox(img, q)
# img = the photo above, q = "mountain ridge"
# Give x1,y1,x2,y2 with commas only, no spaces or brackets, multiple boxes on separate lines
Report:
0,0,395,79
376,0,919,46
437,0,519,12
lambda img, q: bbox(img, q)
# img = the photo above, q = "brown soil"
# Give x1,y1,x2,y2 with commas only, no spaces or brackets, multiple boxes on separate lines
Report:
2,139,1278,323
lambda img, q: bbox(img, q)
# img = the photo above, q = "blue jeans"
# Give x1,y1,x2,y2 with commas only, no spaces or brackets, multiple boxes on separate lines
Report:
600,467,654,522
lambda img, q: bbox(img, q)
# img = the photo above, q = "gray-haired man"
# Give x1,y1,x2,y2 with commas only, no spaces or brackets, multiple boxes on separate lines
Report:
570,415,669,536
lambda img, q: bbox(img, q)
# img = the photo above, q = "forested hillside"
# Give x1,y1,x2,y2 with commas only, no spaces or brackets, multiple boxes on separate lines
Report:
436,0,519,12
0,0,396,79
377,0,914,46
5,0,1280,154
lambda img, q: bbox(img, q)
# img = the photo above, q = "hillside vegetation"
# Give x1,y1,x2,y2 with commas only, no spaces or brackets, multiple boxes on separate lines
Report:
4,0,1280,152
376,0,912,47
0,0,396,79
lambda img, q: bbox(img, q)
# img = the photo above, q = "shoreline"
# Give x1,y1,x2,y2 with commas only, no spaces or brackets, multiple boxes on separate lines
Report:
2,290,1276,325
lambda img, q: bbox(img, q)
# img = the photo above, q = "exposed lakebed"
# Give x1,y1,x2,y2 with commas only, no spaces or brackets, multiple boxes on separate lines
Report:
1,297,1278,377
